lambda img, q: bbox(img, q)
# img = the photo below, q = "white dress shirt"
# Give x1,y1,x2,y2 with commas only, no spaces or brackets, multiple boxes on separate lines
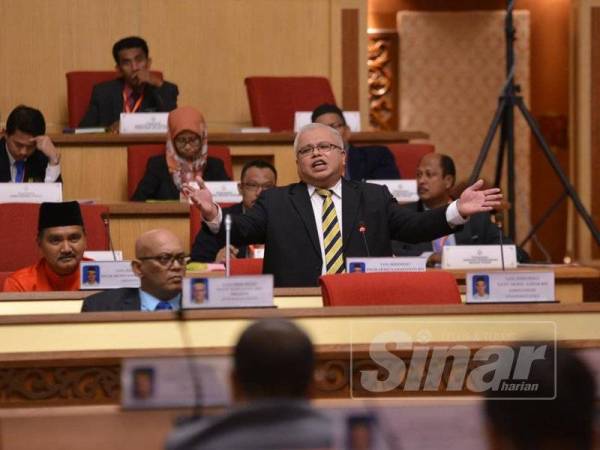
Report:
5,144,61,182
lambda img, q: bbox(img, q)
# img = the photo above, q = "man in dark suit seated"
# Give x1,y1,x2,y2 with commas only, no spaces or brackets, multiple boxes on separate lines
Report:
393,153,528,264
166,318,333,450
78,36,178,130
81,229,186,312
0,105,61,183
185,123,502,287
191,159,277,262
311,103,400,180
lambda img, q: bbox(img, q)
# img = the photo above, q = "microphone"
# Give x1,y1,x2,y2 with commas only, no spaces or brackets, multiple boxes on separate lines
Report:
495,212,506,271
225,214,232,277
358,221,371,257
100,212,117,261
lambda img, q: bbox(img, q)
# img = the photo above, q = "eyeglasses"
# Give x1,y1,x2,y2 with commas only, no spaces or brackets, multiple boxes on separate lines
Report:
174,135,203,148
240,182,275,192
137,253,190,267
296,142,342,159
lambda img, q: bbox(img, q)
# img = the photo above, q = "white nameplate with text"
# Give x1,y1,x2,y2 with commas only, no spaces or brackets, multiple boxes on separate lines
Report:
466,271,555,303
367,179,418,203
442,245,517,269
204,181,242,204
346,257,426,273
119,112,168,134
0,182,62,203
79,261,140,290
84,250,123,261
182,275,274,309
294,111,361,132
121,357,231,409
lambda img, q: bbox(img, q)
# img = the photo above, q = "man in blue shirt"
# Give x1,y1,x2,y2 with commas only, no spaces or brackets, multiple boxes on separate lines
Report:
81,229,186,311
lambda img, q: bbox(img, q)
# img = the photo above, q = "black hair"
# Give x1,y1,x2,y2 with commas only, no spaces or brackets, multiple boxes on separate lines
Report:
5,105,46,136
311,103,346,125
234,319,314,398
484,344,596,450
240,159,277,182
473,275,487,284
438,154,456,179
112,36,149,64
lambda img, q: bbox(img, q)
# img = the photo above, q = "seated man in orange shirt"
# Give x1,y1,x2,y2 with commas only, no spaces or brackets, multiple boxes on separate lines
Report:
3,201,87,291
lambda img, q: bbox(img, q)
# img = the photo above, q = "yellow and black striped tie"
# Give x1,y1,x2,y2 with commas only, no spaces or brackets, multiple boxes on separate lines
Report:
316,189,345,274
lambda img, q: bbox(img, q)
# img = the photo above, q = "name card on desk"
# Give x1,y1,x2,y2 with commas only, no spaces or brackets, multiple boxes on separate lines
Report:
346,257,427,273
122,357,231,409
84,250,123,261
80,261,140,290
0,182,62,203
294,111,361,132
466,271,555,303
367,180,418,203
205,181,242,203
119,112,168,134
182,275,274,309
442,245,517,270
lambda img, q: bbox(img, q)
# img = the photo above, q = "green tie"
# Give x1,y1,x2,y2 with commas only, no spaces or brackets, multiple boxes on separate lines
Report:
316,189,345,274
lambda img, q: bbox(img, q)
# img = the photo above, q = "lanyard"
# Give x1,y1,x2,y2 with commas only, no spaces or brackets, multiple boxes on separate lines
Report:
122,88,144,113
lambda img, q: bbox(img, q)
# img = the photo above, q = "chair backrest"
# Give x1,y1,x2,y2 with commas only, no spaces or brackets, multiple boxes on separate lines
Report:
65,70,163,128
0,272,11,291
244,76,336,131
229,258,263,275
127,145,233,200
386,143,435,179
320,272,461,306
0,203,109,272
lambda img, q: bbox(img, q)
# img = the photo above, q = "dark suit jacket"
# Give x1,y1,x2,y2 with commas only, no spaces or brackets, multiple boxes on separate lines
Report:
0,138,61,182
81,287,141,312
78,78,179,127
211,179,454,287
131,155,230,201
166,399,332,450
191,202,248,262
347,144,401,181
393,201,529,262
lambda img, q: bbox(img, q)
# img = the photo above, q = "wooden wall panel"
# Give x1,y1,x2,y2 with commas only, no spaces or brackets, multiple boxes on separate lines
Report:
0,0,367,131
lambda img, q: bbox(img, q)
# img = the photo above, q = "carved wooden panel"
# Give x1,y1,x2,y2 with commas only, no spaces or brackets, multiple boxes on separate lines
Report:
368,31,399,131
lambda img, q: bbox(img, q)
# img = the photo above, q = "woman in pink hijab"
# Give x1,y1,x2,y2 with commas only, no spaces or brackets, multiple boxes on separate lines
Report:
131,106,229,201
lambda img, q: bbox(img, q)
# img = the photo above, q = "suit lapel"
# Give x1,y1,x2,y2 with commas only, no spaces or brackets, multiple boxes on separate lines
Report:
341,179,361,250
289,183,321,259
120,289,142,311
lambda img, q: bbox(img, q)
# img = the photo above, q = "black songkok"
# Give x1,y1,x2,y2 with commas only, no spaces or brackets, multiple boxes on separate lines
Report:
38,201,84,232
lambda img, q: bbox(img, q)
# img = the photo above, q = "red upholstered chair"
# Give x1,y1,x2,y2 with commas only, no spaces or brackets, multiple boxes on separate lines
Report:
230,258,263,275
127,144,233,200
320,272,461,306
0,203,109,272
65,70,163,128
244,76,336,131
386,143,435,179
0,272,11,291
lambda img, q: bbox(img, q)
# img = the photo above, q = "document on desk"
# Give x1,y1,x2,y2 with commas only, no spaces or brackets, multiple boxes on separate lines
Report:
0,182,62,203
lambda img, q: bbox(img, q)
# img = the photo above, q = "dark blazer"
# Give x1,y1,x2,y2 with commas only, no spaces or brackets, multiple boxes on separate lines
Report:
78,78,179,127
81,287,141,312
165,400,332,450
393,201,529,262
347,144,401,181
191,202,248,262
0,138,61,182
211,179,455,287
131,155,230,201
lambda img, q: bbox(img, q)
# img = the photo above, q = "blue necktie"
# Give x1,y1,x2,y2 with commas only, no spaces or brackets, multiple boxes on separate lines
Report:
155,301,173,311
15,160,25,183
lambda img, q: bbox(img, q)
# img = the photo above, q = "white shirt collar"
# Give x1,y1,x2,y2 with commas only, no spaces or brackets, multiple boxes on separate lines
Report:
307,179,343,199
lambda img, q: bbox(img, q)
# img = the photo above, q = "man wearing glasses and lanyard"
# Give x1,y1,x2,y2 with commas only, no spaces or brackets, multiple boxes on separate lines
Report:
82,229,188,312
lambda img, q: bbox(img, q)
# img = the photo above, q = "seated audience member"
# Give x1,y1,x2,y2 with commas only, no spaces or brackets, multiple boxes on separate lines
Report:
81,229,186,311
78,36,179,129
0,105,61,183
166,318,332,450
191,159,277,262
393,153,528,263
131,106,229,201
485,345,596,450
311,103,400,180
3,202,86,291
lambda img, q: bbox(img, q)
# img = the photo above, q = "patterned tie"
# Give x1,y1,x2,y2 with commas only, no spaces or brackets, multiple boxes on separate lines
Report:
155,301,173,311
15,160,25,183
316,189,345,274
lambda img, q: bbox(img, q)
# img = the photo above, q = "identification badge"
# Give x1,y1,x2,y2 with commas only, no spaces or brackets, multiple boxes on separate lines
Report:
182,275,274,309
466,271,555,303
346,257,427,273
80,261,140,290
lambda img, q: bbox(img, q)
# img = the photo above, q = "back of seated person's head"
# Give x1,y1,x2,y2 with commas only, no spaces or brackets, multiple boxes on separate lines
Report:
484,344,596,450
5,105,45,137
112,36,149,64
233,318,314,400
